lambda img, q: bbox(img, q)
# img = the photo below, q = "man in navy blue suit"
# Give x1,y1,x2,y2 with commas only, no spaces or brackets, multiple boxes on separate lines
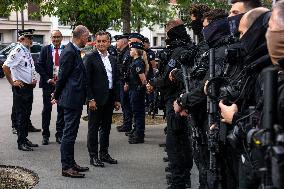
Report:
35,30,65,145
85,31,120,167
52,25,90,178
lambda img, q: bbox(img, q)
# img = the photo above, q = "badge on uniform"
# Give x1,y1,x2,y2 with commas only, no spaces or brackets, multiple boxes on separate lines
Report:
168,59,176,68
136,66,141,73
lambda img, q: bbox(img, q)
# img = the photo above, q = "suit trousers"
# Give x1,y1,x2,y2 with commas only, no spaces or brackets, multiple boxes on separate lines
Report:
119,80,133,129
41,85,64,138
61,108,82,170
87,92,114,157
13,86,33,145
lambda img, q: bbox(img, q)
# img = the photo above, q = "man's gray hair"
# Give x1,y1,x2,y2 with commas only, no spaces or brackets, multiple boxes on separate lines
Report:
72,25,89,38
273,0,284,27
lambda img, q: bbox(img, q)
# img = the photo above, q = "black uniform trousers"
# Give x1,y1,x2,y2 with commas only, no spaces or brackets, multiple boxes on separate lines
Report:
41,85,64,139
129,87,145,138
166,98,193,189
13,85,33,145
87,90,114,158
119,80,133,129
11,87,33,130
60,107,82,170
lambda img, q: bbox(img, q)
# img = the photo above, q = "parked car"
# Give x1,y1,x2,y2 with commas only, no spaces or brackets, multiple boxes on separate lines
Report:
0,42,42,78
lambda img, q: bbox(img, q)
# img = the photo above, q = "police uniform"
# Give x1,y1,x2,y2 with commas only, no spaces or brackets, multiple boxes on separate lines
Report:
4,29,38,150
114,34,134,132
128,42,146,144
144,38,156,111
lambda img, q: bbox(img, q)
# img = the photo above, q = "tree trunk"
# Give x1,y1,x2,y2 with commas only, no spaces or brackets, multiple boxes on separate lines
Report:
121,0,131,33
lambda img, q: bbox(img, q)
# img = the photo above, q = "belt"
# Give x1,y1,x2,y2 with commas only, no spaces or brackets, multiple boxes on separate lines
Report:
20,83,34,89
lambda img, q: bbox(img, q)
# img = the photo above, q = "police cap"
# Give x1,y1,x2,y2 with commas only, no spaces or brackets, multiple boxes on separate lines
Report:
129,33,144,42
143,37,150,43
114,33,129,41
18,29,35,37
129,42,144,50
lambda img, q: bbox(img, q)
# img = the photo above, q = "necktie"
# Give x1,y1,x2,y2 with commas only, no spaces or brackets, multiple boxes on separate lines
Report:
55,48,59,66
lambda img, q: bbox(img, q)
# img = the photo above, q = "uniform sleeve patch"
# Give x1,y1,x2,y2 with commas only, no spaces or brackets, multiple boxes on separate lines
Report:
168,59,176,68
136,66,141,73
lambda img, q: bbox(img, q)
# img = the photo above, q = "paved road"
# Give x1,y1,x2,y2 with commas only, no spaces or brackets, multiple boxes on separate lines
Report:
0,78,199,189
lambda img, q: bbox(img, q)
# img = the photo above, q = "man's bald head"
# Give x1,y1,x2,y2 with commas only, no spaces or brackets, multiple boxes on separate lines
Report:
269,0,284,31
239,7,269,38
165,19,184,33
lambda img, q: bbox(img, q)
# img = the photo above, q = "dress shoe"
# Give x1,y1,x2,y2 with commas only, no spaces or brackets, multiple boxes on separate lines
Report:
90,157,104,167
117,126,131,132
26,140,39,147
62,168,85,178
42,138,49,145
165,166,171,172
116,125,124,131
163,157,169,162
159,143,166,147
125,128,135,136
100,154,117,164
56,137,62,144
128,136,144,144
73,164,89,172
12,127,17,134
28,125,41,132
18,143,33,151
82,115,89,121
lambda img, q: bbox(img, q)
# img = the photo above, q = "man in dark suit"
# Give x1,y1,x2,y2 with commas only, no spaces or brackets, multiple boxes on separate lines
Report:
51,25,90,178
84,31,120,167
35,30,65,145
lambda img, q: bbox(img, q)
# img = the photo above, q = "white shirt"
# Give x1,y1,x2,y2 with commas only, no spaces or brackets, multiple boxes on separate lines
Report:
4,43,36,84
98,50,113,89
49,44,64,82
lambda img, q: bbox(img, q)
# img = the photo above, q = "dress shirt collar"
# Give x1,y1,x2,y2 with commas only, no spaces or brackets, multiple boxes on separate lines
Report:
98,50,109,58
51,43,64,49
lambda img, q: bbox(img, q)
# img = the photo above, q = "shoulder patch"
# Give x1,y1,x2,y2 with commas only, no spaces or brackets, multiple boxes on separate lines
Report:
136,66,141,73
168,59,176,68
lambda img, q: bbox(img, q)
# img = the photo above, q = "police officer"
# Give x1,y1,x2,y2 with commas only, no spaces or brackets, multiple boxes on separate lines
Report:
116,33,145,135
147,19,193,189
2,29,39,151
127,42,147,144
114,33,132,132
143,37,157,113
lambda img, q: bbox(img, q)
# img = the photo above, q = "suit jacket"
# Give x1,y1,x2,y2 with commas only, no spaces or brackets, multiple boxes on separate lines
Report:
54,42,87,110
84,50,120,106
35,44,65,88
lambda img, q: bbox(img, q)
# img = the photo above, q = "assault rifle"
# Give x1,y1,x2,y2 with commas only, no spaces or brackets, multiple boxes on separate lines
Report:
206,48,222,189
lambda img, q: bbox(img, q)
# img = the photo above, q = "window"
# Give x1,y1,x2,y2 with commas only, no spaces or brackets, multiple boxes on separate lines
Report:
28,2,41,21
161,37,166,46
0,33,3,42
153,37,158,46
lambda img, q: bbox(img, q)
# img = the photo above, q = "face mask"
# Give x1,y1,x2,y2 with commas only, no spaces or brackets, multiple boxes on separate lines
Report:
190,20,203,35
227,13,244,36
202,18,230,46
266,29,284,65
